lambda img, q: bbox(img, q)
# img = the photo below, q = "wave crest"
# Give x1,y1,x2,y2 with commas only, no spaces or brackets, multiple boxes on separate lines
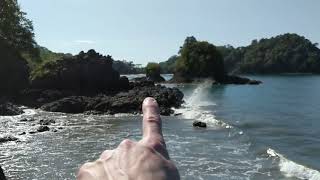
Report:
267,148,320,180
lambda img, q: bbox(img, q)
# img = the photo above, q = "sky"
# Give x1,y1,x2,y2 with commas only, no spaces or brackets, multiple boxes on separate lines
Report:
19,0,320,65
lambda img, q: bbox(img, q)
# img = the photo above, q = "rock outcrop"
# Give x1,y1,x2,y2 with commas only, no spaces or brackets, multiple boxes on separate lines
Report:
214,75,262,85
0,103,23,116
12,50,184,116
0,135,18,143
31,50,129,92
41,81,184,116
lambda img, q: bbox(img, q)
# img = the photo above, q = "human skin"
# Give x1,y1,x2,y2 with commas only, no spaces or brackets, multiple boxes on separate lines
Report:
77,97,180,180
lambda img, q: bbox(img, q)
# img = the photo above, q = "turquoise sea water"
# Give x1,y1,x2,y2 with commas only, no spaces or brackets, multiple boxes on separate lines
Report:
0,75,320,179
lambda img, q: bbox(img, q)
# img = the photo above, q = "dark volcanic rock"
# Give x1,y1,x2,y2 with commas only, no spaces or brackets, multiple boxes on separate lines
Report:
215,75,262,85
147,75,165,83
0,135,18,143
0,103,23,116
39,119,55,125
31,50,129,92
37,126,50,132
17,89,73,107
41,96,88,113
0,166,6,180
40,81,184,116
193,121,207,128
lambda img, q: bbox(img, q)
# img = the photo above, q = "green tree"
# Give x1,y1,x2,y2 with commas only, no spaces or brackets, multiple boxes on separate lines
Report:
175,36,225,81
159,55,178,74
146,62,161,77
0,0,38,58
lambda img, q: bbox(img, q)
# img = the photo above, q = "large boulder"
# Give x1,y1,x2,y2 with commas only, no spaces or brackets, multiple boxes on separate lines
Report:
0,38,30,95
31,50,129,92
0,102,23,116
40,81,184,116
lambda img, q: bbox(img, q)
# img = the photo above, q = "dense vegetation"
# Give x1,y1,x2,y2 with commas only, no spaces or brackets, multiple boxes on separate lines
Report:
173,36,225,81
145,62,165,82
159,55,178,74
220,33,320,74
0,0,38,59
0,38,29,95
161,34,320,75
113,60,144,74
146,62,161,77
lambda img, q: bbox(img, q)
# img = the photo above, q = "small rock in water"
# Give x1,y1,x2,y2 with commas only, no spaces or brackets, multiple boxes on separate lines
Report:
37,126,50,132
18,132,26,135
29,131,36,134
193,121,207,128
19,118,28,122
174,113,182,116
39,119,55,125
0,135,18,143
20,117,35,122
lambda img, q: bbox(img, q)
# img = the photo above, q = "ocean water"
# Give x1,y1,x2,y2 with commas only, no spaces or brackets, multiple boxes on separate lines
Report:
1,75,320,180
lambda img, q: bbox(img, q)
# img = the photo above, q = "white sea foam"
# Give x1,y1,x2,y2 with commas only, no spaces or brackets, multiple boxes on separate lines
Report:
267,148,320,180
22,109,37,116
175,82,232,129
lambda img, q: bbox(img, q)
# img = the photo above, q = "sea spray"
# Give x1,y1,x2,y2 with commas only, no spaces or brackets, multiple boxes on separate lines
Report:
175,81,232,129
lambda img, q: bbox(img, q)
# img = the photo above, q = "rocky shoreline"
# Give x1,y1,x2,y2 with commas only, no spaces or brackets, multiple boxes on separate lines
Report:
0,50,184,117
0,80,184,117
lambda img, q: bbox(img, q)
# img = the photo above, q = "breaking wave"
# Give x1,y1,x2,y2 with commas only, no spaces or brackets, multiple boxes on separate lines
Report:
267,148,320,180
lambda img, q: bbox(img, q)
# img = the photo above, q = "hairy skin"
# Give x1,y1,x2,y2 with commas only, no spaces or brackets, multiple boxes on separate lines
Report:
77,97,180,180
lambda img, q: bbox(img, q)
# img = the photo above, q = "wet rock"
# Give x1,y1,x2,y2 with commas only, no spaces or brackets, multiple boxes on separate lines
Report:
193,121,207,128
39,119,55,125
52,129,58,132
20,117,35,122
29,131,36,134
84,110,104,115
40,81,184,116
18,132,26,135
0,135,18,143
0,103,23,116
41,96,88,113
19,118,28,122
248,80,262,85
0,165,6,180
37,126,50,132
174,113,182,116
147,75,165,83
216,75,262,85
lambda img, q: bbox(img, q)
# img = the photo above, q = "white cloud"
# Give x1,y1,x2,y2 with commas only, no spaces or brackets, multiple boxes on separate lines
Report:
74,40,96,44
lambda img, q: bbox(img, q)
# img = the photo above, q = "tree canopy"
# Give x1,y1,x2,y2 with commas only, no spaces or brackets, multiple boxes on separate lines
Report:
159,55,178,74
175,36,225,81
221,33,320,74
0,0,38,57
146,62,161,78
